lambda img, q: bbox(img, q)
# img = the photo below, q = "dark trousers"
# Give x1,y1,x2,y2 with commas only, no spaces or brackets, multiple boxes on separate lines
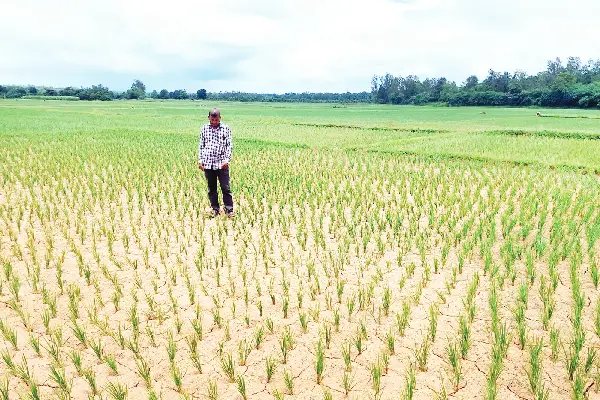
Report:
204,168,233,212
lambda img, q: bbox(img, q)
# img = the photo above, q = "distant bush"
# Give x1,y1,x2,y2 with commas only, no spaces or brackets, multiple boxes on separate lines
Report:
23,95,80,101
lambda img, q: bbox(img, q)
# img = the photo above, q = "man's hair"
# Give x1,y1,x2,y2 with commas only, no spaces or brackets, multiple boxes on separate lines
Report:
208,108,220,117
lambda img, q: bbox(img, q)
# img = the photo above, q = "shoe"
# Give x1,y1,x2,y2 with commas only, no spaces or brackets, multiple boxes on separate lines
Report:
225,210,235,219
209,209,220,218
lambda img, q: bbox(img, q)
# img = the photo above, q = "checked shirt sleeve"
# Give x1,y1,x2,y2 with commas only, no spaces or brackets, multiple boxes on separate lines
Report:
223,126,232,165
198,126,205,163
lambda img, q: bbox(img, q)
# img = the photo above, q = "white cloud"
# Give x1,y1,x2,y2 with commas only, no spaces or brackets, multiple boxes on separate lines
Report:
1,0,599,92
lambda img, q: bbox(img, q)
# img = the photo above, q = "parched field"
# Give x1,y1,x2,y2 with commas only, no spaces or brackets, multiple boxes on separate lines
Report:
0,99,600,400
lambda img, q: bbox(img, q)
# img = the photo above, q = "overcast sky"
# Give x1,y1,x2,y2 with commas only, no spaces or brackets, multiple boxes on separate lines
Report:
2,0,599,93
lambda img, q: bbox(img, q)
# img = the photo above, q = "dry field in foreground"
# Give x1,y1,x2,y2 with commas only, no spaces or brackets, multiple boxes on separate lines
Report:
1,101,600,400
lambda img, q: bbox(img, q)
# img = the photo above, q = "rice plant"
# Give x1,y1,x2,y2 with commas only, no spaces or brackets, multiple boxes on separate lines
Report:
415,337,431,371
104,354,118,375
266,356,277,382
106,381,128,400
458,315,470,359
446,340,462,390
236,374,247,400
386,329,395,355
315,338,325,384
525,336,549,400
136,357,152,387
220,351,235,383
207,379,218,400
402,363,416,400
550,327,560,362
49,363,72,398
284,368,294,395
370,358,382,398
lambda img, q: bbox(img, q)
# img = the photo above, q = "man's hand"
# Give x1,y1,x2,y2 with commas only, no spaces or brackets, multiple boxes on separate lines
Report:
198,162,204,171
221,163,228,169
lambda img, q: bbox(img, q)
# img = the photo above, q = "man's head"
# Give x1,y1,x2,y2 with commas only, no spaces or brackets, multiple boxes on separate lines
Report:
208,108,221,127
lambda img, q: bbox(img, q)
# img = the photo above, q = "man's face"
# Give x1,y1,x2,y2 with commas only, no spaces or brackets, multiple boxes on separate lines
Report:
209,113,220,127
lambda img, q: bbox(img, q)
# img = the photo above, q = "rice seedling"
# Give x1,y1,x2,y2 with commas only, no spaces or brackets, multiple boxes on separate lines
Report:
280,327,294,364
402,363,416,400
219,350,236,382
89,337,103,360
434,378,448,400
584,347,596,374
342,371,354,395
446,340,462,390
370,358,382,398
266,355,277,382
106,381,128,400
70,320,87,348
415,337,431,372
550,327,560,362
0,319,17,350
341,340,352,371
564,342,580,381
265,317,274,334
458,315,470,359
386,329,395,355
26,334,40,358
299,312,309,333
166,331,176,364
236,374,247,400
136,357,152,387
354,329,364,355
396,301,411,337
70,350,83,376
207,379,218,400
514,303,527,350
0,376,8,400
255,326,264,349
104,354,118,375
284,368,294,395
526,336,549,399
380,350,390,375
83,369,98,396
429,304,438,342
571,369,586,400
49,363,72,398
238,339,252,366
315,338,325,384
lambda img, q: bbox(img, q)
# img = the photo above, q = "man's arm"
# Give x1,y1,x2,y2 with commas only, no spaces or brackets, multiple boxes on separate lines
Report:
222,126,232,168
198,127,205,170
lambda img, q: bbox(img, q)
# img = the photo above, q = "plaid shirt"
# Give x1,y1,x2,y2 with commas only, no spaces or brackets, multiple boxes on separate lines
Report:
198,123,232,170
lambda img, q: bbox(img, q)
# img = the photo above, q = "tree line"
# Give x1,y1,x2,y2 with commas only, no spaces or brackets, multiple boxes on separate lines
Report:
0,80,369,103
2,57,600,108
371,57,600,108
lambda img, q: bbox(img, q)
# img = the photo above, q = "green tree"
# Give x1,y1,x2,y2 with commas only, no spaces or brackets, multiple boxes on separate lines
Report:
463,75,478,89
133,79,146,92
158,89,170,99
60,87,79,96
126,79,146,99
170,89,189,100
197,89,207,99
552,72,577,92
6,87,27,98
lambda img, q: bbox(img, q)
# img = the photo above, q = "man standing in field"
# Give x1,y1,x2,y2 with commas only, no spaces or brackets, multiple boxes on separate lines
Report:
198,108,234,218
